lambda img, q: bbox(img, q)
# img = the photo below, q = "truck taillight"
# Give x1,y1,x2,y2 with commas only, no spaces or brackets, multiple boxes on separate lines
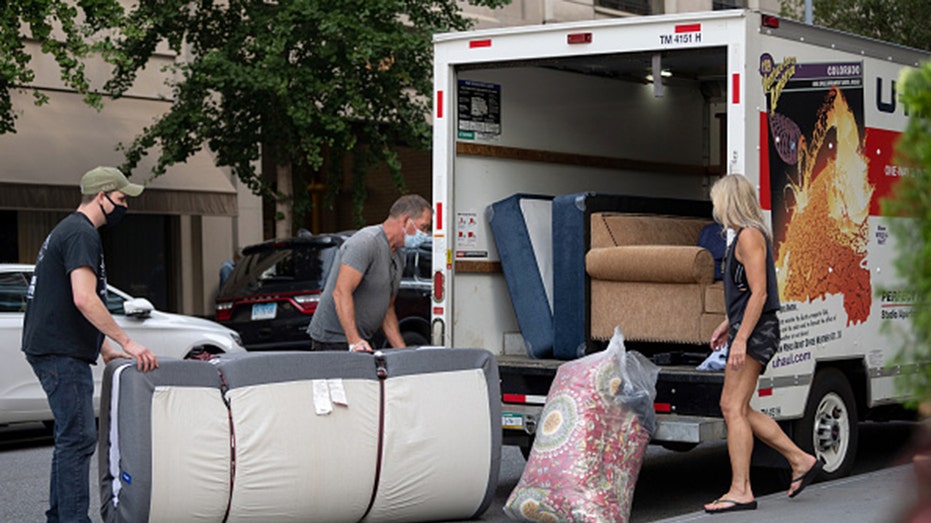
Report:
567,32,592,45
762,15,780,28
215,302,233,321
433,271,444,301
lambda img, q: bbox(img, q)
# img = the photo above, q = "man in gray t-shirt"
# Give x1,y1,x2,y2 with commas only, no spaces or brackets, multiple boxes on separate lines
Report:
308,195,432,352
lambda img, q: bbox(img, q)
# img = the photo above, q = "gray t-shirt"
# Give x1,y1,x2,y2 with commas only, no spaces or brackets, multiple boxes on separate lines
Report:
307,225,404,343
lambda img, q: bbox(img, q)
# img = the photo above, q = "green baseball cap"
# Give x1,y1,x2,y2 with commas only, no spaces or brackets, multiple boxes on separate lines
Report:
80,166,144,197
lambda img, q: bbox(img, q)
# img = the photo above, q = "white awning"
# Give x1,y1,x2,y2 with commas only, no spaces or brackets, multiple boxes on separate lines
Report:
0,90,238,215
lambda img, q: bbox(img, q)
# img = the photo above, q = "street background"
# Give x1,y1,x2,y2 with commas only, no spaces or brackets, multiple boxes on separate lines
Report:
0,420,922,522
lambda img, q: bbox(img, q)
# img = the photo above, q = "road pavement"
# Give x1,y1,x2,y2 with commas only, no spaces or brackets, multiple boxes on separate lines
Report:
1,421,924,522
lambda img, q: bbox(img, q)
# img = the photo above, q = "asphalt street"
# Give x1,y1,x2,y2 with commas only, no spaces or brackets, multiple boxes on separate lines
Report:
0,420,922,522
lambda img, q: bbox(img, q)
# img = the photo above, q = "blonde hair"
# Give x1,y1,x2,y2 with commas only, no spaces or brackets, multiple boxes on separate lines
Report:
710,174,772,241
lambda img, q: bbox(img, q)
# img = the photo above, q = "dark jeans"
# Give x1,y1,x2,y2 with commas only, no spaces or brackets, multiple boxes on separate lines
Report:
27,354,96,523
309,338,350,351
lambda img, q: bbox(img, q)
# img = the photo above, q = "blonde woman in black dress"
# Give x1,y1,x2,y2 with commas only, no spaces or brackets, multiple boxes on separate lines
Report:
704,174,822,514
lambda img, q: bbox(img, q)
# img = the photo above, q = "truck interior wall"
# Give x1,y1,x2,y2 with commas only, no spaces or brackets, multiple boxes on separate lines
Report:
457,67,709,162
451,66,722,353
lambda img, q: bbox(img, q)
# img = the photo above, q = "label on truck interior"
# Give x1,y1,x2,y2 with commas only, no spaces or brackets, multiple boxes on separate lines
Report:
457,80,501,141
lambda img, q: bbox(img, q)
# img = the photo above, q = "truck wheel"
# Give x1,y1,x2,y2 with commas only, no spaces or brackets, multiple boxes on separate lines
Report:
661,442,698,452
791,368,858,480
403,331,430,347
520,439,534,460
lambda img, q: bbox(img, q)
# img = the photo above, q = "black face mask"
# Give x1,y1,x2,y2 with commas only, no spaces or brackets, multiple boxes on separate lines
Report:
99,193,128,228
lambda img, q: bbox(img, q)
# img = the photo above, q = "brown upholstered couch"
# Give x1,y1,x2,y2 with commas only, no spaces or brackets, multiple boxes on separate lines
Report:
585,213,726,344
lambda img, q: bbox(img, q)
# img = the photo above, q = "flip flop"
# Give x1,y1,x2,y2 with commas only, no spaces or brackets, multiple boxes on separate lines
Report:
704,499,758,514
789,458,825,498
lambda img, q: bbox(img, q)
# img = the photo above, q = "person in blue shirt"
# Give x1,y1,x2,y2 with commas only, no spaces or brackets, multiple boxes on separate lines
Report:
219,248,241,290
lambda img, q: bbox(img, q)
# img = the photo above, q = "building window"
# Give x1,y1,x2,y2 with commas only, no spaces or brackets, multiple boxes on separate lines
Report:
595,0,653,15
713,0,747,9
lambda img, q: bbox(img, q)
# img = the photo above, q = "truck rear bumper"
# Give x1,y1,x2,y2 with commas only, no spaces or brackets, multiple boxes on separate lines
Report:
653,414,727,443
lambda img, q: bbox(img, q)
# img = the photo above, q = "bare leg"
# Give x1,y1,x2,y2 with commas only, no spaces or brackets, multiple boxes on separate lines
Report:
704,358,762,511
745,408,817,496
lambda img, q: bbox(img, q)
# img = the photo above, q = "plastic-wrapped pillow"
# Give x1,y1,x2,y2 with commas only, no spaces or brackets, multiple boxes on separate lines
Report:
504,328,657,523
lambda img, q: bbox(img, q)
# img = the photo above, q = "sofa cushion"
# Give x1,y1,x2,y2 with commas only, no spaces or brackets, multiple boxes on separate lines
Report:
586,246,715,284
591,213,711,249
700,313,727,342
589,281,704,342
704,281,726,314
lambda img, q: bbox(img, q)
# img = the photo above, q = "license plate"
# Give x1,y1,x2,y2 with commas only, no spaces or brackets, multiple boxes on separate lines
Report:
251,302,277,320
502,412,524,430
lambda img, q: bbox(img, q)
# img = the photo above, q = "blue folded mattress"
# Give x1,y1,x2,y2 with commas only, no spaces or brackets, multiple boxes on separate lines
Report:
488,194,554,359
99,349,500,523
551,192,714,359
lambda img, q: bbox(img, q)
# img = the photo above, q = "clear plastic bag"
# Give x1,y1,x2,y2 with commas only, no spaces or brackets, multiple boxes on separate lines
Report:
613,327,660,438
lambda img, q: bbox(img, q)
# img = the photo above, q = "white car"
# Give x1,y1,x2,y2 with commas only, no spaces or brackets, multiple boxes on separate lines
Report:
0,263,246,426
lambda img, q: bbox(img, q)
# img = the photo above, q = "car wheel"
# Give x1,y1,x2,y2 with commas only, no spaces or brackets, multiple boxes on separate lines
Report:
791,368,858,480
185,346,223,360
402,331,430,347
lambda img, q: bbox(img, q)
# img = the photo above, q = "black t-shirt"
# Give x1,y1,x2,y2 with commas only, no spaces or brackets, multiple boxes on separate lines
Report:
22,212,107,363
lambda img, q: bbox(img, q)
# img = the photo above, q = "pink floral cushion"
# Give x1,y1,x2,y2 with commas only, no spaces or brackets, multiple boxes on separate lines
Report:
504,350,650,523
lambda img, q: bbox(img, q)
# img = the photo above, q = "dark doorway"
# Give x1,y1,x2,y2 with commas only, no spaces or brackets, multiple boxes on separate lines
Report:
101,214,176,311
0,211,18,262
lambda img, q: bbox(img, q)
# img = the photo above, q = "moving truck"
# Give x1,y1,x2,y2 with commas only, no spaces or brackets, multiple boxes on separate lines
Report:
429,9,928,479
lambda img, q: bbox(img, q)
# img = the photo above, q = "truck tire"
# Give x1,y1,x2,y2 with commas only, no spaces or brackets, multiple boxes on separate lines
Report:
520,438,534,460
791,368,858,480
402,331,430,347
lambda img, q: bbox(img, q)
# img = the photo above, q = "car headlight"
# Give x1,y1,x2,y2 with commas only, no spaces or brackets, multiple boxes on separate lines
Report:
230,332,244,347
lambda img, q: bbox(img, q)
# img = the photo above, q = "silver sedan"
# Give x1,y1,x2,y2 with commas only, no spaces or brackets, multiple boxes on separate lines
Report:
0,263,245,426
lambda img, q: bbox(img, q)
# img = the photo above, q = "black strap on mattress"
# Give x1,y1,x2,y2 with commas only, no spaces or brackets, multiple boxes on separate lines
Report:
217,368,237,523
361,351,388,520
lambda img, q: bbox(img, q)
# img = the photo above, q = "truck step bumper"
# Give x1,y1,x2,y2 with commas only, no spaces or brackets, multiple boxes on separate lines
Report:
653,414,727,443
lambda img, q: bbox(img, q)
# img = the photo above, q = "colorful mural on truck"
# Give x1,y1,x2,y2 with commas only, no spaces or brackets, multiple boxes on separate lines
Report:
762,54,871,327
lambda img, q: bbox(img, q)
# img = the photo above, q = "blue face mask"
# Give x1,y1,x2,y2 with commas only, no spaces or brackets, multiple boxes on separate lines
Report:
405,229,428,249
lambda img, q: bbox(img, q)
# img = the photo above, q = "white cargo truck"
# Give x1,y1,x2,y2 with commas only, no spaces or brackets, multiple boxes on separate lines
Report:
430,9,927,479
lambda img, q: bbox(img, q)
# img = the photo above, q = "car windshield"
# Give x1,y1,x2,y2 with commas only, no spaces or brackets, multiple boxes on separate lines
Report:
0,271,29,313
221,243,339,297
401,241,432,281
0,269,128,315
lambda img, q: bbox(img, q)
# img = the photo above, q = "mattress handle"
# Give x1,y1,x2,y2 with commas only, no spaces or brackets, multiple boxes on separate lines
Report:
217,369,236,523
362,352,388,520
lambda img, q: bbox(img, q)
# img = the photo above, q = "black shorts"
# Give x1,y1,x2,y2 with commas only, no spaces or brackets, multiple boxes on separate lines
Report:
728,312,780,370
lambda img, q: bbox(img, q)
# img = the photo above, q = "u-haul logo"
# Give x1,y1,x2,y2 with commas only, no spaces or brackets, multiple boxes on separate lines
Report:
660,23,702,45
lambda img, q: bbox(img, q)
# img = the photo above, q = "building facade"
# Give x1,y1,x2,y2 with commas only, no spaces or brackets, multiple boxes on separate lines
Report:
1,0,778,317
1,39,263,316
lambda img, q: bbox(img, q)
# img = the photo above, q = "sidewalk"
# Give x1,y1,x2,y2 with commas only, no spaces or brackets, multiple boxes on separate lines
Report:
654,463,916,523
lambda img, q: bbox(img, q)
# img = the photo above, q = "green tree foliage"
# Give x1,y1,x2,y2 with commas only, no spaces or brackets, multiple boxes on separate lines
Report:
101,0,507,226
884,63,931,409
0,0,123,134
780,0,931,51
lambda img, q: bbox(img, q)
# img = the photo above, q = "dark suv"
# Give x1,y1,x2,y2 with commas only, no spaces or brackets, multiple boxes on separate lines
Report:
215,234,344,350
390,240,432,347
215,234,431,350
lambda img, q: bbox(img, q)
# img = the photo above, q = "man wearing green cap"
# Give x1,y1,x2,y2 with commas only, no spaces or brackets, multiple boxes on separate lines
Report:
23,166,158,523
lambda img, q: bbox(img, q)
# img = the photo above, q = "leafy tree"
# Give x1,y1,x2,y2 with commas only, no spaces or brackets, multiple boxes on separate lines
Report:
101,0,507,231
883,63,931,411
780,0,931,51
0,0,123,135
